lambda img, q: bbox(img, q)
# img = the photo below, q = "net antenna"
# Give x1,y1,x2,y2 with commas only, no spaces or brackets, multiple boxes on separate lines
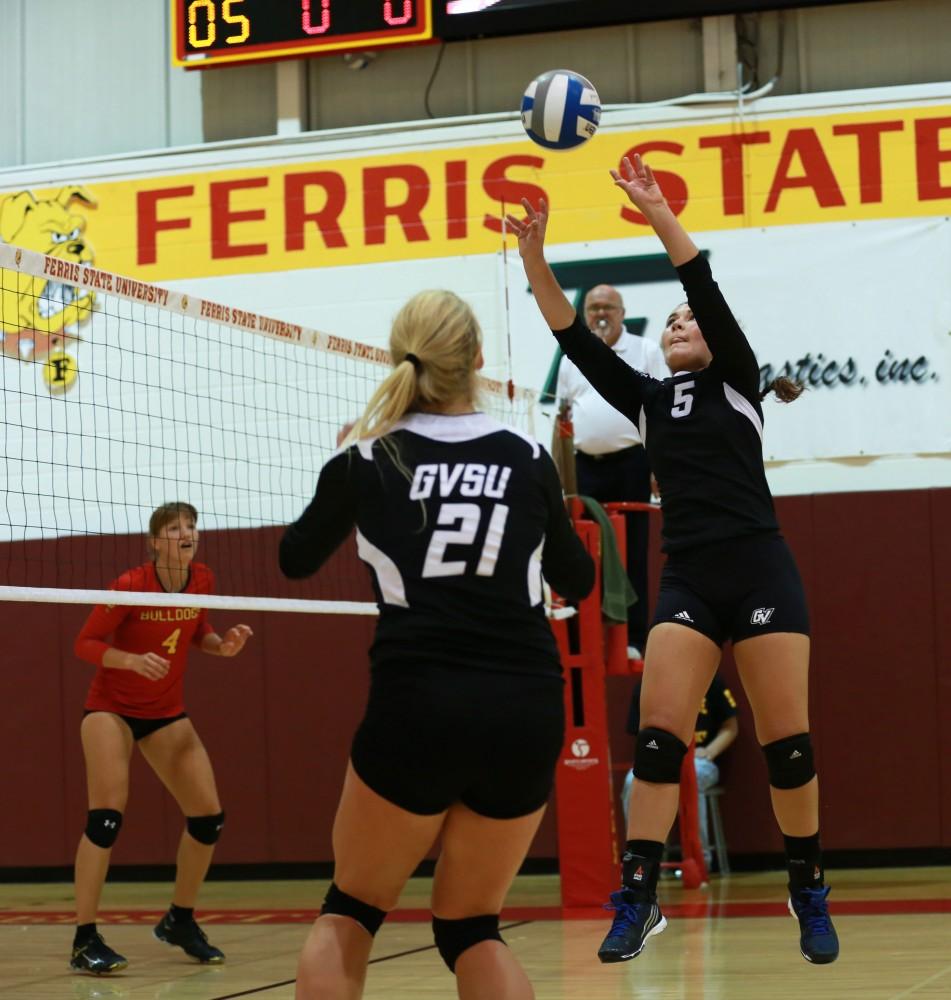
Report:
0,244,537,614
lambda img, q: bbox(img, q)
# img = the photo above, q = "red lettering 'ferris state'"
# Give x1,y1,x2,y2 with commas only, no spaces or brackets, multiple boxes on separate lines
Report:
75,561,215,718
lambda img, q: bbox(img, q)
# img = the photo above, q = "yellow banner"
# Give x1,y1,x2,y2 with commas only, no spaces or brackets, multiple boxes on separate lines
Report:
3,102,951,281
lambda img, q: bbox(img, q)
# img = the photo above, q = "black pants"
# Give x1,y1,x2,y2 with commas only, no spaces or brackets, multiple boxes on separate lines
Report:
575,445,651,650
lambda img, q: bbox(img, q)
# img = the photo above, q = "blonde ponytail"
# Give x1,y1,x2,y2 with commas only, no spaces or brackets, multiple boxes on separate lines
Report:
347,290,482,443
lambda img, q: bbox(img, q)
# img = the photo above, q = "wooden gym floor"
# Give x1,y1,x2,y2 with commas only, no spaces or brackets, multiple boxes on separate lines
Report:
1,867,949,999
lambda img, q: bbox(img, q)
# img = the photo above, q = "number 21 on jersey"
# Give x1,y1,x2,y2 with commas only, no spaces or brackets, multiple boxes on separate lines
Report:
671,379,696,418
422,502,509,578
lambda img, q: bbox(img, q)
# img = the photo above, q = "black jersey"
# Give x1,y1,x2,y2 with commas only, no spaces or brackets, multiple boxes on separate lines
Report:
280,412,594,676
553,254,779,552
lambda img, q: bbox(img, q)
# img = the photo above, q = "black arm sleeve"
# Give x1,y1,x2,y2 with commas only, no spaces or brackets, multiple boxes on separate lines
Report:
279,450,358,579
539,449,595,602
552,315,653,422
676,254,761,402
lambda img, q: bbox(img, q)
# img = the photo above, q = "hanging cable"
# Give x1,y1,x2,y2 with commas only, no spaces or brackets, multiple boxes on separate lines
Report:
424,41,448,118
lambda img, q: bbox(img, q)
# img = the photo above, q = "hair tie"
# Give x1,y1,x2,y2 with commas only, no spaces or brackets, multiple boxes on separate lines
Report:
404,352,422,372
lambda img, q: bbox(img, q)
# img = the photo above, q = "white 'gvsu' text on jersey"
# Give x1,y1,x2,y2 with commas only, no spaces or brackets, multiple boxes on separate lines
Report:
552,254,780,553
280,412,594,676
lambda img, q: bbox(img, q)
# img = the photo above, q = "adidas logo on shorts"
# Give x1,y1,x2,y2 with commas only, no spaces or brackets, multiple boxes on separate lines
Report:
646,739,659,750
673,610,694,622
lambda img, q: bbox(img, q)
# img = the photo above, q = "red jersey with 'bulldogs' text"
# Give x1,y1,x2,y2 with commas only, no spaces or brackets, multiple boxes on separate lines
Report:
75,561,215,718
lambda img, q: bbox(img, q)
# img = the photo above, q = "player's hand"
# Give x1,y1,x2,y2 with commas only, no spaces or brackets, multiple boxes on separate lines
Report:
218,624,253,657
611,154,666,214
694,746,710,760
504,197,550,260
131,652,171,680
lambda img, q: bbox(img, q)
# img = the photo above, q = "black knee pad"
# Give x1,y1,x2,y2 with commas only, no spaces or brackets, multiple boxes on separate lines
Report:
186,811,225,845
85,809,123,849
432,914,504,973
321,882,387,936
763,733,816,789
633,727,688,784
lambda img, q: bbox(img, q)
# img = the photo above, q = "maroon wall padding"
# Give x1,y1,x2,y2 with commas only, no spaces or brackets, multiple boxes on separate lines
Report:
1,487,949,869
1,600,66,865
931,489,951,848
811,491,941,849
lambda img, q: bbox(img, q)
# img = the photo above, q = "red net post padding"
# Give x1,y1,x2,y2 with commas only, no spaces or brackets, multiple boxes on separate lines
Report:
599,502,658,677
552,498,710,904
550,517,619,908
673,740,709,888
603,499,708,888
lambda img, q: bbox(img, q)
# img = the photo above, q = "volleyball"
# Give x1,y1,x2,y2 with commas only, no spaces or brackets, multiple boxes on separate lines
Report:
520,69,601,150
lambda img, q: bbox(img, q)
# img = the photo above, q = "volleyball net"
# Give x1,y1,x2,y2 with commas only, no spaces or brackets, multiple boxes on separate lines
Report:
0,244,537,613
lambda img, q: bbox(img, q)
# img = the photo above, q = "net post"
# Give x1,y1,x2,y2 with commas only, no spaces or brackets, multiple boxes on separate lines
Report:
602,500,708,886
551,515,619,909
676,741,709,888
602,507,637,676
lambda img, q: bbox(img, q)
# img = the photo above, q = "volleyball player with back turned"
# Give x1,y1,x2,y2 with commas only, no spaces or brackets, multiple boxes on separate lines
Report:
506,154,839,966
280,289,594,1000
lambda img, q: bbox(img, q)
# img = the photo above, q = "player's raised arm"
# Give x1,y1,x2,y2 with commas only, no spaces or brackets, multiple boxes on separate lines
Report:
611,153,699,267
613,155,760,397
505,197,576,331
506,196,653,423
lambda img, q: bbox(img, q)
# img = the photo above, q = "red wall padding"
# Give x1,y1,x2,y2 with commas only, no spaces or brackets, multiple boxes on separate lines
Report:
1,488,949,868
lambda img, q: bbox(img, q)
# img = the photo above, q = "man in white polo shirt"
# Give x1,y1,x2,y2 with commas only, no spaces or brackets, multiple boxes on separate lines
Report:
556,283,668,660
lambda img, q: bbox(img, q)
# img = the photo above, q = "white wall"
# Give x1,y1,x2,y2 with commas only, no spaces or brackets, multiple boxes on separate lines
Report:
0,0,202,168
5,1,951,165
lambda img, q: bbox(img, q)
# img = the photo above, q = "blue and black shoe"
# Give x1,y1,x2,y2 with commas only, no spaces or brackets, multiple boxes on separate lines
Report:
788,885,839,964
154,912,224,964
69,932,128,974
597,890,667,963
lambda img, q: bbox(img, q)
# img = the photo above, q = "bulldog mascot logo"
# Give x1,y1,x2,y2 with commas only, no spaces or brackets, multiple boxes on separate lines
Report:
0,186,97,386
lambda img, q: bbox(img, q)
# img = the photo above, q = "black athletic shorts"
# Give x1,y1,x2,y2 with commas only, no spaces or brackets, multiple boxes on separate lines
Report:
351,663,565,819
651,533,810,647
83,710,188,741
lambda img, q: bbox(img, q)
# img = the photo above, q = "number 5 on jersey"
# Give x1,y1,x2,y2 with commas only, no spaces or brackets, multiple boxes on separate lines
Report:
422,502,510,578
671,379,696,418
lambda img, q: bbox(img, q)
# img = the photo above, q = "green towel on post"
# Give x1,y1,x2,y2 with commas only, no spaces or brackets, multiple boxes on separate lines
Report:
575,495,637,624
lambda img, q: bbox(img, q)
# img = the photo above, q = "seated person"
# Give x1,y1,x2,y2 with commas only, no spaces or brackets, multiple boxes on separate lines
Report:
622,674,739,869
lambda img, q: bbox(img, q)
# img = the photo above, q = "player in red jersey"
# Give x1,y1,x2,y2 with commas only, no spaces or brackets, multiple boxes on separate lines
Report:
69,502,252,975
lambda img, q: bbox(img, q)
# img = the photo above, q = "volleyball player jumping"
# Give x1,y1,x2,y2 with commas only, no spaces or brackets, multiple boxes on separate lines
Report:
70,502,252,974
281,289,594,1000
506,154,839,966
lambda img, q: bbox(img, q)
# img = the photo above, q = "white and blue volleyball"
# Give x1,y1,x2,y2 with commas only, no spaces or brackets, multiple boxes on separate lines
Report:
521,70,601,150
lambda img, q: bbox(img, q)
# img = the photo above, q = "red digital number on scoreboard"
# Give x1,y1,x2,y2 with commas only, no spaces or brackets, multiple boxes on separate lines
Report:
298,2,419,35
173,0,434,67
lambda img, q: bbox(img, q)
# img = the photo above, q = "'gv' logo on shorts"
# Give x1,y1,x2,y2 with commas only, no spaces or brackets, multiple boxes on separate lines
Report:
751,607,775,625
